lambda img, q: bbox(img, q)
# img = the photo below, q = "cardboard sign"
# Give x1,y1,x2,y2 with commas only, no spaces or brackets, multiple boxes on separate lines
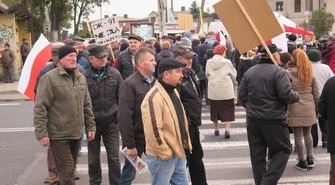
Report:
177,14,194,30
213,0,283,54
89,16,122,45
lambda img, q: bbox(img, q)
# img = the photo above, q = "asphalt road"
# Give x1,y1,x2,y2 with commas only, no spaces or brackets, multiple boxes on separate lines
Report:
0,101,331,185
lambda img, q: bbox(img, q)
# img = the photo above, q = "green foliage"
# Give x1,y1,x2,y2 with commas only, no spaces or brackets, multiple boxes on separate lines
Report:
2,0,20,6
310,9,335,39
190,0,199,19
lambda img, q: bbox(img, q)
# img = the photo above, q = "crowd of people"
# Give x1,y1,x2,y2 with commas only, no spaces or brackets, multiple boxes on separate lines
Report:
30,30,335,185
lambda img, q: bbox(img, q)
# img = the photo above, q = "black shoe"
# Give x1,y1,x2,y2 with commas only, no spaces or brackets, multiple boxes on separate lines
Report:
296,160,308,171
322,142,327,148
214,130,219,136
306,156,315,168
225,131,230,139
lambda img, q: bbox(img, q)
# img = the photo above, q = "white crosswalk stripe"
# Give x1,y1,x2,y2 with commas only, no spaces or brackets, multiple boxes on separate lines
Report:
74,103,330,184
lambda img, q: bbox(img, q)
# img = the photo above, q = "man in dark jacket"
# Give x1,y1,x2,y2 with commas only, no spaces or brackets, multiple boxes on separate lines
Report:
197,31,219,63
118,47,156,185
116,35,142,80
1,43,15,83
318,76,335,184
238,44,300,185
174,46,208,185
20,38,30,66
84,45,123,185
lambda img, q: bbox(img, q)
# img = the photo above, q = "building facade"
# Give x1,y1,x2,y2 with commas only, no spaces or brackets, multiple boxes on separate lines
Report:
267,0,335,34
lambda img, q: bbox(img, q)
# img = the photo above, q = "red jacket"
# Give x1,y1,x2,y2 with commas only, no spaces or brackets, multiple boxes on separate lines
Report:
322,44,335,73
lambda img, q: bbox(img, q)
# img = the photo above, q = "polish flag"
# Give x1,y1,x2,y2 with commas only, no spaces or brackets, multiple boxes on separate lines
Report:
17,34,52,101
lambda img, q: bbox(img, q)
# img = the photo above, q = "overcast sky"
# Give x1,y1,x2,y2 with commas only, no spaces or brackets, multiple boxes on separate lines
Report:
89,0,220,21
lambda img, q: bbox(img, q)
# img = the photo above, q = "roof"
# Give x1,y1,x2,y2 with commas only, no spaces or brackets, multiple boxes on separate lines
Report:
115,15,139,22
150,10,191,19
0,3,35,19
6,3,36,19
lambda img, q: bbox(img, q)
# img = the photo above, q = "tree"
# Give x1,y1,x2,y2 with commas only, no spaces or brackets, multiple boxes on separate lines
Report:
310,9,335,39
190,0,200,19
71,0,109,36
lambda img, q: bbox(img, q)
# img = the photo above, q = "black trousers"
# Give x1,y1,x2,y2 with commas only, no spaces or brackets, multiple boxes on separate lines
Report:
247,118,292,185
311,116,328,147
185,125,208,185
88,123,120,185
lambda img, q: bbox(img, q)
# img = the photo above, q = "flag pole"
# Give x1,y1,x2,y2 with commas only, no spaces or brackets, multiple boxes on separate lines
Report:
235,0,278,65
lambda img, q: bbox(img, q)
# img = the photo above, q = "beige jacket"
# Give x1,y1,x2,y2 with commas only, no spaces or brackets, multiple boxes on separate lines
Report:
141,82,192,160
287,67,320,127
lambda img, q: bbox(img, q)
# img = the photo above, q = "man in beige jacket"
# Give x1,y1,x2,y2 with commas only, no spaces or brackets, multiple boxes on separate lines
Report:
141,57,192,185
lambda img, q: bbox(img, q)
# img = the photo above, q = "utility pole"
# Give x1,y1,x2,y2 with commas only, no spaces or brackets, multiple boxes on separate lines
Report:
196,0,205,33
158,0,166,37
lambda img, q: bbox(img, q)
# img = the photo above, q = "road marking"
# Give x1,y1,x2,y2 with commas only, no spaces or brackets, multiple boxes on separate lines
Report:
0,103,21,106
0,127,34,133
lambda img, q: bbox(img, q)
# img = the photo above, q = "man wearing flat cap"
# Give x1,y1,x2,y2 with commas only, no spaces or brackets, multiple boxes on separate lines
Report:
141,58,192,185
322,35,335,74
72,35,89,60
174,46,208,184
34,45,96,185
238,44,300,185
84,45,123,185
116,34,142,80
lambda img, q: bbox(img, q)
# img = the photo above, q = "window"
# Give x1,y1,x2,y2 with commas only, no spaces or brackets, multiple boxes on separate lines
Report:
294,0,301,12
276,1,284,11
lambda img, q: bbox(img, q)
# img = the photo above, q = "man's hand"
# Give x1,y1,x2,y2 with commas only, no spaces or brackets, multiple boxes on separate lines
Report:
38,137,50,147
87,131,95,141
126,148,138,160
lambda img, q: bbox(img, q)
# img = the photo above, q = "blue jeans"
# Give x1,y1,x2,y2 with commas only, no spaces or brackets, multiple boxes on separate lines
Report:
146,155,188,185
119,143,145,185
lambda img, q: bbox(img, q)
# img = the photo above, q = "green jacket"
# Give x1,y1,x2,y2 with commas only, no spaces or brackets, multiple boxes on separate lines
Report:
34,64,96,140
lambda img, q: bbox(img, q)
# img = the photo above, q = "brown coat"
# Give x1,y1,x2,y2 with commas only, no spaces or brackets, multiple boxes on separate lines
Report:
287,67,320,127
1,49,15,67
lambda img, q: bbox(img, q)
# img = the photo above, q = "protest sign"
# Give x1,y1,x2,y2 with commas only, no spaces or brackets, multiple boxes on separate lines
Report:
89,16,122,45
178,14,193,30
213,0,283,62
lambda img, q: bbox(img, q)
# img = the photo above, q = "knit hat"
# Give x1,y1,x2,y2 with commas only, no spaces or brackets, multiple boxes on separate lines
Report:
307,49,322,62
213,45,227,55
327,35,335,42
180,37,192,48
58,45,77,60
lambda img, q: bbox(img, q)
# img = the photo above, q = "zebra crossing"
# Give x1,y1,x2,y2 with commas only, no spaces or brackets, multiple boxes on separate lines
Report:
75,105,331,185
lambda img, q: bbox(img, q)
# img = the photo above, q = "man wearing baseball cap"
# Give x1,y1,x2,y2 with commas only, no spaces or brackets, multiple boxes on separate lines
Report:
34,45,96,185
141,58,192,185
83,45,123,185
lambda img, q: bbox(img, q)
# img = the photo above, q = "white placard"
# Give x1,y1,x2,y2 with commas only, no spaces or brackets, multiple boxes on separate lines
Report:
89,16,122,45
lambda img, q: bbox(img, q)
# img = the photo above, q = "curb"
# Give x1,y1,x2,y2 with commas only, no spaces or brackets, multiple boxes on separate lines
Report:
0,98,31,102
0,90,20,95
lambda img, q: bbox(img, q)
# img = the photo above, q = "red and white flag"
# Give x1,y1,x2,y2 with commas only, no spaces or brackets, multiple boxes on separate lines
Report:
17,34,52,101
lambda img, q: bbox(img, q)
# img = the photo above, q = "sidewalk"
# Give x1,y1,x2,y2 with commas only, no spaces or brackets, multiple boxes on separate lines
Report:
0,81,30,101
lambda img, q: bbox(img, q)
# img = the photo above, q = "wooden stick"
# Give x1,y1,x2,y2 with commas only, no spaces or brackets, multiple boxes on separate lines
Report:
86,20,93,39
235,0,278,65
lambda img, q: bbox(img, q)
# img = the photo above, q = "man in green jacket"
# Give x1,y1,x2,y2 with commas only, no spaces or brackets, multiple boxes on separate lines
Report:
34,45,96,185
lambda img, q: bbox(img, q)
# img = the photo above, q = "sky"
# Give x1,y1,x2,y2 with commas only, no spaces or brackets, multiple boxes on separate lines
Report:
88,0,221,21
